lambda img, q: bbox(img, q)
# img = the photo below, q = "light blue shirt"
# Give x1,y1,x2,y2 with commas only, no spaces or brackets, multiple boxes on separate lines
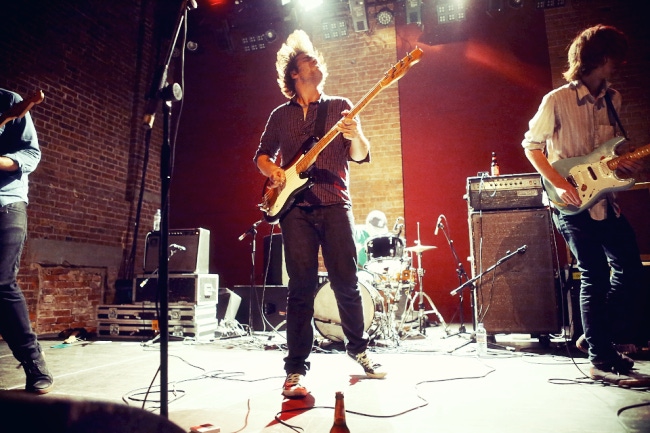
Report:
0,88,41,206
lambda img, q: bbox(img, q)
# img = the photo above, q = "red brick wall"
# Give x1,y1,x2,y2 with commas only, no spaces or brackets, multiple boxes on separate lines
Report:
1,0,162,334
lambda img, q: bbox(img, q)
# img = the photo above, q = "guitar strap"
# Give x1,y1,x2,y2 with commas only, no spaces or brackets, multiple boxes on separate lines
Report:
604,91,629,140
314,99,330,139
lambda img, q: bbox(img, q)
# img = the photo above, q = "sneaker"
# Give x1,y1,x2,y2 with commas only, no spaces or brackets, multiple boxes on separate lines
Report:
590,363,650,388
21,353,53,394
348,351,387,379
282,373,308,398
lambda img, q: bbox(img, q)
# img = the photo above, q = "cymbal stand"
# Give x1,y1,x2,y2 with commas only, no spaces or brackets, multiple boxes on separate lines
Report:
413,222,447,335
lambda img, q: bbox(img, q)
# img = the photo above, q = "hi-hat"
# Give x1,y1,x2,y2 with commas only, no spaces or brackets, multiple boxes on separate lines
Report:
404,244,437,253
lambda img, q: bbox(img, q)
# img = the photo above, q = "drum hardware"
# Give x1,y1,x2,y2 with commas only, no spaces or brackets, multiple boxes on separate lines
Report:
403,222,447,335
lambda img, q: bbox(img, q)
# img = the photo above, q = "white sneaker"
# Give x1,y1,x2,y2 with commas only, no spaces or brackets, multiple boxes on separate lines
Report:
348,351,387,379
282,373,309,398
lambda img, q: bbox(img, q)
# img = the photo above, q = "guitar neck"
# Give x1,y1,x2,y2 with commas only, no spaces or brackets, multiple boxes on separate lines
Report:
296,82,385,173
607,143,650,170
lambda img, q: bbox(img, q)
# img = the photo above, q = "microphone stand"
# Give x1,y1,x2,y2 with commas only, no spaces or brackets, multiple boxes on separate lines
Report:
448,245,527,353
142,0,196,418
239,219,263,335
436,218,472,339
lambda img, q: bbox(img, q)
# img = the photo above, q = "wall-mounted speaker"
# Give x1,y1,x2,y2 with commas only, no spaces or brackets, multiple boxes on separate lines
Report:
469,208,560,335
143,228,210,274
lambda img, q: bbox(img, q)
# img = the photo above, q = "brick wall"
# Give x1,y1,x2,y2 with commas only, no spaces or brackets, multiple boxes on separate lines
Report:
1,0,162,335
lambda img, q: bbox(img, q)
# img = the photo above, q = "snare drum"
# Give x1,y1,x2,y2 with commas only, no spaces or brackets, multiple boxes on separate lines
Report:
313,274,384,342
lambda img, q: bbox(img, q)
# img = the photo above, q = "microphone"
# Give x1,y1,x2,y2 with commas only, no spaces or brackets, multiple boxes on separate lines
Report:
434,214,444,236
170,243,186,251
392,217,404,232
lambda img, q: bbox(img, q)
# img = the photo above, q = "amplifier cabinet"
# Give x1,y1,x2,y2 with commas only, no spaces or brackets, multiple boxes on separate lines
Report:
466,173,544,211
133,273,219,304
143,228,210,274
97,303,217,341
469,208,560,335
231,285,288,331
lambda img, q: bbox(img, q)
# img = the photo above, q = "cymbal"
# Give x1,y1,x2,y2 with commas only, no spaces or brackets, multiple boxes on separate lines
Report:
404,244,437,253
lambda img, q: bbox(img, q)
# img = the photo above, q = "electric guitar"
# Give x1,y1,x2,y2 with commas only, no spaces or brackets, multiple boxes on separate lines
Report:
545,136,650,215
259,48,423,224
0,90,45,128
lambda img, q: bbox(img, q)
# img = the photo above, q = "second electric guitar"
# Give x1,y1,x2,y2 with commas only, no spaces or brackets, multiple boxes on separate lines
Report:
258,48,423,224
545,136,650,215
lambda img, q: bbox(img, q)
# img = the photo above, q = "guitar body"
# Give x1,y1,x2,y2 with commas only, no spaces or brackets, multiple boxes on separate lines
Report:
260,137,317,224
544,137,635,215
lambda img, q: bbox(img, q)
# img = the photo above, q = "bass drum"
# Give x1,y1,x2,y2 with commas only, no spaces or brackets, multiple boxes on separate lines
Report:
313,274,384,342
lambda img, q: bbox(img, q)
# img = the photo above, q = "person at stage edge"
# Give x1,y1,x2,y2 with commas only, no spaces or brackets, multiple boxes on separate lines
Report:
0,88,53,393
254,30,387,398
522,25,647,387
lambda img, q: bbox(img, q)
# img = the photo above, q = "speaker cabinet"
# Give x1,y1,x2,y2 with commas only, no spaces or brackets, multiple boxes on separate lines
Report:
263,234,288,285
143,228,210,274
231,285,288,331
469,208,560,335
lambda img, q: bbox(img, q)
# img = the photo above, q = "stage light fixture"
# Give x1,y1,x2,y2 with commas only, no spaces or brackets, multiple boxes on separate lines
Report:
322,17,348,40
186,41,199,52
436,0,467,24
349,0,369,32
536,0,565,9
509,0,524,8
376,7,394,26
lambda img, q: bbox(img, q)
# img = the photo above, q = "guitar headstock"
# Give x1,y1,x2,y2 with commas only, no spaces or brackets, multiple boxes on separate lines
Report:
380,47,424,87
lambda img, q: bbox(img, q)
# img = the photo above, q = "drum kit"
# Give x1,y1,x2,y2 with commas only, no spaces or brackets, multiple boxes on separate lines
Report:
313,222,447,345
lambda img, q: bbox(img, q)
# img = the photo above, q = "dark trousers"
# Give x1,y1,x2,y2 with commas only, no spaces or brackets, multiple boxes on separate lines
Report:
280,205,368,375
553,208,643,364
0,201,40,362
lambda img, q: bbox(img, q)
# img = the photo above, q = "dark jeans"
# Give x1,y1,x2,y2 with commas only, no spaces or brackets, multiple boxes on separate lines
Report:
0,201,40,362
280,205,368,375
553,208,643,364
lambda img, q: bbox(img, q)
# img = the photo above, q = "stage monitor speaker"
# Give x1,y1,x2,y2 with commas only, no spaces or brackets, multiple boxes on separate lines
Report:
143,228,210,274
232,285,288,331
469,208,560,335
263,234,288,285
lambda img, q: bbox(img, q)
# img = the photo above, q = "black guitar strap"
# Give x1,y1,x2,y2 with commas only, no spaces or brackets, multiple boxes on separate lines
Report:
604,91,629,140
314,99,330,140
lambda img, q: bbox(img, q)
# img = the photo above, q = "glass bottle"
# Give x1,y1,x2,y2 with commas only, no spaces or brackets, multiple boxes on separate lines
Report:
330,391,350,433
490,152,500,176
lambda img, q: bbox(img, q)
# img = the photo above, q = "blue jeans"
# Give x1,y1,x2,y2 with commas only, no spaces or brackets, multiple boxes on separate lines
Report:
0,201,40,362
553,208,643,364
280,205,368,375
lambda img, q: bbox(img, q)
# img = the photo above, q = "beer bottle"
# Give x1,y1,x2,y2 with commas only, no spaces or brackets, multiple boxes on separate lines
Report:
491,152,500,176
330,391,350,433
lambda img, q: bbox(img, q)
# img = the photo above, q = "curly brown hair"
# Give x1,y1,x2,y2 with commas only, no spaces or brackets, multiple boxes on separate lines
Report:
563,25,628,82
275,29,328,99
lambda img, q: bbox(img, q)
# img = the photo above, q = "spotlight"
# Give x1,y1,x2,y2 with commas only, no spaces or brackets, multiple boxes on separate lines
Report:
509,0,524,8
263,29,278,43
186,41,199,52
376,7,393,26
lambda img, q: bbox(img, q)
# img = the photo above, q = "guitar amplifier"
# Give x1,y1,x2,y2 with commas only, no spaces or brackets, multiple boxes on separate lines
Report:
144,228,210,274
466,173,545,211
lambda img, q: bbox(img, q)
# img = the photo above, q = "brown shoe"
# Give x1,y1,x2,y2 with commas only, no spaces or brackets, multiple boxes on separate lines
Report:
590,364,650,388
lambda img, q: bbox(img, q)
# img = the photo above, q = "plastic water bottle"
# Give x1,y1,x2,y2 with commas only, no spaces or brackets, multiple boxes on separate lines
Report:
476,322,488,356
153,209,161,232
